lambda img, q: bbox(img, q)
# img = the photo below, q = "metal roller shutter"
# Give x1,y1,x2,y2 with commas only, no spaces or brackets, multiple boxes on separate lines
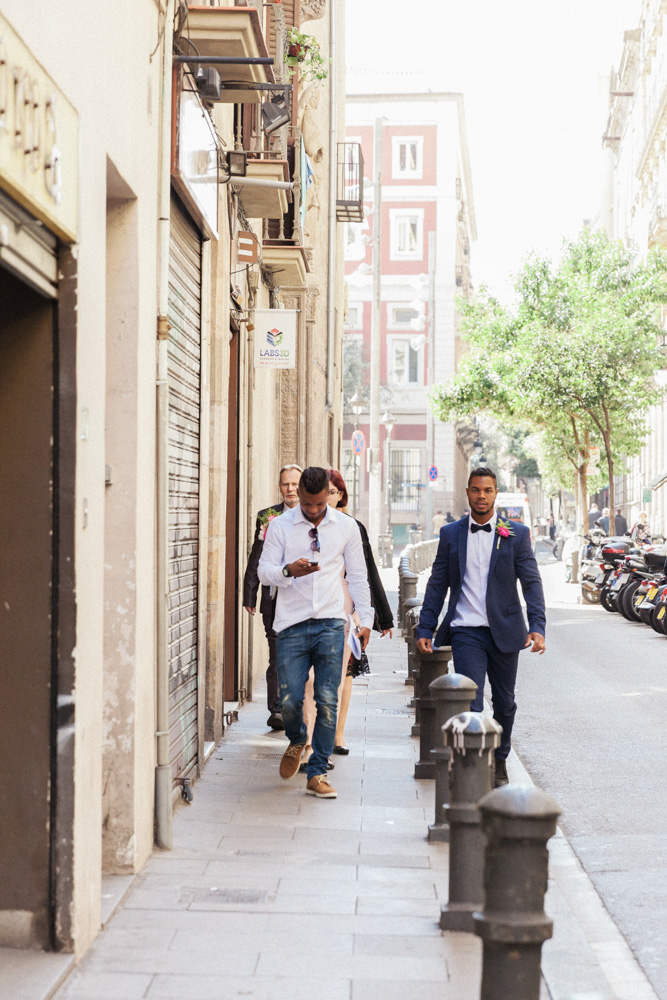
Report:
167,198,202,780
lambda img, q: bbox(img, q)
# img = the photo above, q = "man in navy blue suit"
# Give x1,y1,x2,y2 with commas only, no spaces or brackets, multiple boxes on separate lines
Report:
416,467,546,787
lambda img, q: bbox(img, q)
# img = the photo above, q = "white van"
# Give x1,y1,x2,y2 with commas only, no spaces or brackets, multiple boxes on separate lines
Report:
495,492,533,541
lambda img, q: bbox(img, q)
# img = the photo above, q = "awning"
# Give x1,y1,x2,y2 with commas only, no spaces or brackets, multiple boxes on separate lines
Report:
648,469,667,490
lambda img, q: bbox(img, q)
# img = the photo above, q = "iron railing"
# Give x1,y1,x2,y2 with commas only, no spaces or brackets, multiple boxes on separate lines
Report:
336,142,364,222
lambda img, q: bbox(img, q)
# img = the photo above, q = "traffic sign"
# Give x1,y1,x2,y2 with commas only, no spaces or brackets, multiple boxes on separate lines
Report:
428,465,438,481
351,430,366,455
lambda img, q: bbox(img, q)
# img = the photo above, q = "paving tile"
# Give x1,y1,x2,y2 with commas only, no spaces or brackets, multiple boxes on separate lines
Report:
60,972,153,999
265,913,442,937
255,953,448,981
170,927,354,955
353,933,455,957
146,974,351,1000
111,909,272,933
82,946,257,976
356,897,441,917
350,979,474,1000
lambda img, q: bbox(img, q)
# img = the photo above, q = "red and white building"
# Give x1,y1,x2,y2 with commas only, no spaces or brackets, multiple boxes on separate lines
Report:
343,91,477,545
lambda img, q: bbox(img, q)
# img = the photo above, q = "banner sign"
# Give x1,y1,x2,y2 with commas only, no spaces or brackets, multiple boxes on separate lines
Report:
254,309,297,369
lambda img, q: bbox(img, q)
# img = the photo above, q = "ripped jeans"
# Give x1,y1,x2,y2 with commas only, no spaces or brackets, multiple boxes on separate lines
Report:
276,618,345,780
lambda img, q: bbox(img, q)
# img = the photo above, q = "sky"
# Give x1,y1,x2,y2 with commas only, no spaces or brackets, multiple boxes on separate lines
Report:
345,0,641,303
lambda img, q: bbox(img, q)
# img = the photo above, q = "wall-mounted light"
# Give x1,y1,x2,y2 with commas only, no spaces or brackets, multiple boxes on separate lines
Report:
226,150,247,177
261,94,290,136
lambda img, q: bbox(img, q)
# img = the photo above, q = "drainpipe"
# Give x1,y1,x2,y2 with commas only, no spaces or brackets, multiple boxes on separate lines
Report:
155,0,176,851
325,0,337,415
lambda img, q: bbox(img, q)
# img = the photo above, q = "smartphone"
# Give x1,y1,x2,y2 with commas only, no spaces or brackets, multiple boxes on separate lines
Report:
308,560,319,566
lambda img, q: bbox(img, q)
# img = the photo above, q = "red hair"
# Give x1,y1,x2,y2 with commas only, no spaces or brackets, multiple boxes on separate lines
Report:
326,468,349,509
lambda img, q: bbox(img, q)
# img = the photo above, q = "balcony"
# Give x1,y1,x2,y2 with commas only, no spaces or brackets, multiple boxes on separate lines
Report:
260,143,309,287
235,157,289,219
184,6,275,104
336,143,364,222
649,192,667,247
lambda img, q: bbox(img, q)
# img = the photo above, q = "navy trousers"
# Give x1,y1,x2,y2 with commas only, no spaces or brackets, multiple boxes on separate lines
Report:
449,626,519,760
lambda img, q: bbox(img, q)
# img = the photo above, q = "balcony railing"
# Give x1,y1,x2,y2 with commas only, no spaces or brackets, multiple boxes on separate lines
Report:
336,142,364,222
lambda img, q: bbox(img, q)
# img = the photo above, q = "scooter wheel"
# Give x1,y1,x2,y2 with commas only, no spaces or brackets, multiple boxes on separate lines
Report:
651,604,667,635
581,588,601,604
600,587,618,613
619,581,642,621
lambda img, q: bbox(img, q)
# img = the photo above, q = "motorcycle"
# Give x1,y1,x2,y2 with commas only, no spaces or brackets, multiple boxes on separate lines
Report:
579,528,607,604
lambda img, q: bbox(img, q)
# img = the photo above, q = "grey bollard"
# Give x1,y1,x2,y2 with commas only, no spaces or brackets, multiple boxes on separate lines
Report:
401,570,418,626
427,674,478,842
474,786,562,1000
439,712,502,931
414,646,453,778
404,605,422,688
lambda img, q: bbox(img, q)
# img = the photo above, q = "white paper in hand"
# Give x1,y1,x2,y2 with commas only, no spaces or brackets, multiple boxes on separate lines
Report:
347,615,362,659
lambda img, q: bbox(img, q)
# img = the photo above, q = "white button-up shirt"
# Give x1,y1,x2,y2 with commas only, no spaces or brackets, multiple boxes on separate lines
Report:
450,513,498,629
257,504,374,634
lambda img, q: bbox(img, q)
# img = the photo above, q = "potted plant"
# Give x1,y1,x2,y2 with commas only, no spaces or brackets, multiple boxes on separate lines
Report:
284,27,329,83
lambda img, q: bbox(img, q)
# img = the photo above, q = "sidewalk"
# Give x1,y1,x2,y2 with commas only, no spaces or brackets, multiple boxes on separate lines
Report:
12,565,660,1000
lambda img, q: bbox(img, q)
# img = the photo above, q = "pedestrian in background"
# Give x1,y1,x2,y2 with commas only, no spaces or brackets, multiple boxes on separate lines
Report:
614,508,629,536
432,510,446,535
588,502,600,529
595,507,611,534
243,464,302,730
631,511,651,544
416,467,546,788
258,466,373,798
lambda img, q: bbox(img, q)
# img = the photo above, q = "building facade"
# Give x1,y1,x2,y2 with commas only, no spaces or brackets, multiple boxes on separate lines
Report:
343,93,476,547
601,0,667,533
0,0,345,966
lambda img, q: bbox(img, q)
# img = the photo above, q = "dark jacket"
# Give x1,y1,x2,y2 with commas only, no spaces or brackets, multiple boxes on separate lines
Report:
355,518,394,632
416,516,546,653
243,501,286,617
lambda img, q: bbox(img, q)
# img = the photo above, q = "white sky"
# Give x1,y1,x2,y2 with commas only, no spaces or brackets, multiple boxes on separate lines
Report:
345,0,641,303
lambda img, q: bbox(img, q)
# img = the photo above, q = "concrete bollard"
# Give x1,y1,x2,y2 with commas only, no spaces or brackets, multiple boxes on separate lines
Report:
414,646,453,778
439,712,502,931
474,786,561,1000
401,569,418,627
427,674,478,842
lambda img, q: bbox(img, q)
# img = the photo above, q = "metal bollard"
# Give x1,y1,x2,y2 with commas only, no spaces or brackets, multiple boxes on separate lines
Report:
474,786,561,1000
404,605,422,687
401,569,418,624
414,646,453,778
439,712,502,931
427,674,478,842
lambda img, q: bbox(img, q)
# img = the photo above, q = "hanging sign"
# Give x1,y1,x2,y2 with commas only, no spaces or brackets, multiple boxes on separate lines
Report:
428,465,438,481
351,429,366,455
254,309,297,369
237,230,259,264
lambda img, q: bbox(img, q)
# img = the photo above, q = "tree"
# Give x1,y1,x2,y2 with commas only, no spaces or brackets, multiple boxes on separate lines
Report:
430,230,667,534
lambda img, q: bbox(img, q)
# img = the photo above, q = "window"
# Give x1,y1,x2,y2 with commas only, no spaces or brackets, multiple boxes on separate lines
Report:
392,136,423,179
388,305,420,329
344,304,362,330
389,209,424,260
391,449,421,510
390,337,422,385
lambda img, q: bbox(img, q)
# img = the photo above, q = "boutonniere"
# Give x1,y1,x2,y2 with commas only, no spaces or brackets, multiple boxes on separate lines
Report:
259,507,282,539
495,517,515,549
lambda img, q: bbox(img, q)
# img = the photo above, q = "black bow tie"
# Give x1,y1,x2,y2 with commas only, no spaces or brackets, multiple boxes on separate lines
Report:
470,522,492,534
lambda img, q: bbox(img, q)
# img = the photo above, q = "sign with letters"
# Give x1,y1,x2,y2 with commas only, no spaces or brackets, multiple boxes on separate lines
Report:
254,309,297,369
0,12,78,241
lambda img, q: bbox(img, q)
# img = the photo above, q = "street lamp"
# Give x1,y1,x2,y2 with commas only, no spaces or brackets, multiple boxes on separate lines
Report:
348,391,365,516
349,390,364,430
381,410,395,536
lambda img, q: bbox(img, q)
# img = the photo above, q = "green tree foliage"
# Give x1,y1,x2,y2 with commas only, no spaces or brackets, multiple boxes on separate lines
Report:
430,230,667,532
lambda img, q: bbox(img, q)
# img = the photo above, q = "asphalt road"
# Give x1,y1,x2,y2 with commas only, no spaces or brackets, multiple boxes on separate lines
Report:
512,560,667,1000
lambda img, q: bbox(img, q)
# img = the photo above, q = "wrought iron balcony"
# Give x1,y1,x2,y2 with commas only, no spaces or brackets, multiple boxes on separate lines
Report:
336,142,364,222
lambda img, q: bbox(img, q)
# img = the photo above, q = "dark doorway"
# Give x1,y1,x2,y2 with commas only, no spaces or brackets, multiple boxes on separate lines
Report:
223,329,240,702
0,266,55,948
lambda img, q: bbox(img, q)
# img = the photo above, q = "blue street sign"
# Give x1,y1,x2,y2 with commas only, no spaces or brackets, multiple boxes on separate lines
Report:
352,430,366,455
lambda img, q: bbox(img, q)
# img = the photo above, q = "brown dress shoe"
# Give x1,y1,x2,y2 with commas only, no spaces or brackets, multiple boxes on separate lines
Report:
306,774,337,798
279,742,306,779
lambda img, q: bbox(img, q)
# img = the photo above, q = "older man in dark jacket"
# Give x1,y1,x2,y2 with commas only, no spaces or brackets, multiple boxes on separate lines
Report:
243,464,302,729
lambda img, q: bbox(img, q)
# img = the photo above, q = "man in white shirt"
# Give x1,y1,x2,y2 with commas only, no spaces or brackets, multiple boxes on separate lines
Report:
416,467,546,787
258,466,373,798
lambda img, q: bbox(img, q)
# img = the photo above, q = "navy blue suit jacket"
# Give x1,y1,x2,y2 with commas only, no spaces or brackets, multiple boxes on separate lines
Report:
416,516,546,653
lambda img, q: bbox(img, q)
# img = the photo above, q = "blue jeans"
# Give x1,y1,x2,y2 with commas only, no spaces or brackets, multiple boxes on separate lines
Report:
449,626,519,760
276,618,345,780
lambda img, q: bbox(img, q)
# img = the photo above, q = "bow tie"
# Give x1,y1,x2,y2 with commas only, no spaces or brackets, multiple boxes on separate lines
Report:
470,522,492,533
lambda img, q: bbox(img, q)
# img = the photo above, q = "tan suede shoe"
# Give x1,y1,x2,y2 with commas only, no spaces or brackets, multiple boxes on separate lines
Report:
306,774,337,798
279,742,306,780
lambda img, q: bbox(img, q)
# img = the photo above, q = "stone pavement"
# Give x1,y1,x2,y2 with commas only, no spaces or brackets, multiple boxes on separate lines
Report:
53,629,481,1000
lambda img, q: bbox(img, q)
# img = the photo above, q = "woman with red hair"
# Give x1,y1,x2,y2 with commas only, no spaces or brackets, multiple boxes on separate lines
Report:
300,468,393,767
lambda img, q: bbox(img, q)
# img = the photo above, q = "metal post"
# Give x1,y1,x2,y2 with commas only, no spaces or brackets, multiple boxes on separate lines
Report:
404,605,422,687
474,786,562,1000
427,674,478,842
414,646,453,778
425,231,436,539
368,117,383,554
439,712,502,931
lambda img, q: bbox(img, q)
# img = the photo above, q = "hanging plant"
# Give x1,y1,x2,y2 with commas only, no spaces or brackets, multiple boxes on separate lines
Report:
285,27,329,83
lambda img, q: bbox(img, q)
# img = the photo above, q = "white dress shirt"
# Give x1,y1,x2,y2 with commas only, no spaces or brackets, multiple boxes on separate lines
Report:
257,504,374,634
450,513,498,629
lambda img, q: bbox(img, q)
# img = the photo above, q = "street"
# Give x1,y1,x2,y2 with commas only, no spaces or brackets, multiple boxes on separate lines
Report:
513,560,667,1000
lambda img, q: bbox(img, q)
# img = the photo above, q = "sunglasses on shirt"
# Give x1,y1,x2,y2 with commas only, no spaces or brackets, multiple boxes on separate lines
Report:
309,527,320,553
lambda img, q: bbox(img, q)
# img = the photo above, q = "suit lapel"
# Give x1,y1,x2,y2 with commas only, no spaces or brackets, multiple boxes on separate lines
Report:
458,517,468,582
488,520,503,579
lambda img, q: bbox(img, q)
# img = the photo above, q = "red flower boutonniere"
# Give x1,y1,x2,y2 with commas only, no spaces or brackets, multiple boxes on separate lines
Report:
495,517,515,549
259,507,282,539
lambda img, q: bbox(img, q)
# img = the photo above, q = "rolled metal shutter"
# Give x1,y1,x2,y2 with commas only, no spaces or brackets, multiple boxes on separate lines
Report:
167,198,202,780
